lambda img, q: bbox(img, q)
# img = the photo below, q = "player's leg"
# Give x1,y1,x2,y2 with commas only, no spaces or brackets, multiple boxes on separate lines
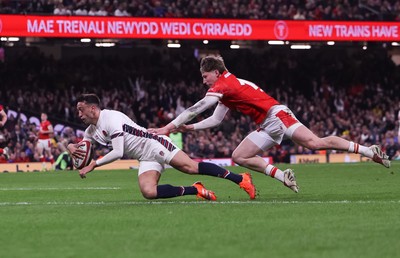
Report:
232,136,269,173
36,140,44,161
233,105,294,172
232,131,299,193
138,169,162,199
169,150,256,199
170,150,242,182
138,161,215,200
44,140,54,163
291,125,390,168
46,149,54,163
36,140,47,170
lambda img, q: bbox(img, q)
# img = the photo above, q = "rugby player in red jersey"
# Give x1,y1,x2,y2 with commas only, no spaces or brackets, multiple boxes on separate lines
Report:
149,55,391,193
37,113,54,170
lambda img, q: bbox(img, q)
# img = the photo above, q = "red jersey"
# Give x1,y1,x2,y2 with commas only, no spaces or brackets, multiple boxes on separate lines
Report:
0,105,3,112
206,71,280,124
39,120,52,140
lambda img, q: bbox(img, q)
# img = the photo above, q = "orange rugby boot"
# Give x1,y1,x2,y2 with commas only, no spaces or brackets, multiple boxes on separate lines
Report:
239,172,256,199
193,181,217,201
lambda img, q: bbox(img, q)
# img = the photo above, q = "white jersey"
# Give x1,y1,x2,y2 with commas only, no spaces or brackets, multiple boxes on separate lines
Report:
84,110,179,167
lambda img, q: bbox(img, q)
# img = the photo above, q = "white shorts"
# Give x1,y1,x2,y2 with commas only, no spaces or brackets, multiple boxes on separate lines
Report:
137,135,180,176
246,105,303,151
37,139,52,152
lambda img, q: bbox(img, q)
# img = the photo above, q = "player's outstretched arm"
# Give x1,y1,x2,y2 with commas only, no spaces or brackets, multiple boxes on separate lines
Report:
148,123,175,135
175,124,194,133
190,103,229,130
148,95,220,135
79,135,124,179
79,160,97,179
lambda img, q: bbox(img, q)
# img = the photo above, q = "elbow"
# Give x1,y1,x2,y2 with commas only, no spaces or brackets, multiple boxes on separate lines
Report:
213,118,224,127
213,122,222,128
114,149,124,159
116,153,124,160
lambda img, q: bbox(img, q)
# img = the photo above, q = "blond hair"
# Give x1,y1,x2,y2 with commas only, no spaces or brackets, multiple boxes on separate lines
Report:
200,55,227,74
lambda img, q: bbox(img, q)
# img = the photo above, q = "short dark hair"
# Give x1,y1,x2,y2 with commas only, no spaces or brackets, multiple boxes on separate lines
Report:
200,56,227,74
76,94,100,106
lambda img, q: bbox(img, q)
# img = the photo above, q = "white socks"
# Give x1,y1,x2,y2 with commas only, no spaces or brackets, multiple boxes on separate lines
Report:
264,164,284,182
348,141,373,158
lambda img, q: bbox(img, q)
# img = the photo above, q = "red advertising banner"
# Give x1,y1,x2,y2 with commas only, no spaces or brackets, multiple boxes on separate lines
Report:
0,15,399,41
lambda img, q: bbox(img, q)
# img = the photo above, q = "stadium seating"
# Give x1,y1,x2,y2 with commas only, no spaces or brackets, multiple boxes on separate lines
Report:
0,46,398,162
0,1,399,162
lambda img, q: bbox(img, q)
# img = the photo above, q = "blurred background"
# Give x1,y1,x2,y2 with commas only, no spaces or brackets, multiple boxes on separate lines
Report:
0,0,399,166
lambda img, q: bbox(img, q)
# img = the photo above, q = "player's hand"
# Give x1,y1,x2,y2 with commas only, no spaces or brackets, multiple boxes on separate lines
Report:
176,124,194,133
79,160,97,179
147,127,169,135
67,143,86,159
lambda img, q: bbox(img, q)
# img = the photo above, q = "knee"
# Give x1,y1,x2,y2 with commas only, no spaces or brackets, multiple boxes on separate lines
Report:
232,151,245,166
140,186,157,199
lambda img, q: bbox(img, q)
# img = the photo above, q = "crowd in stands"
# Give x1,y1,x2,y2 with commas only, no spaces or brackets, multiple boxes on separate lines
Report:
0,1,399,168
0,45,399,166
0,0,399,21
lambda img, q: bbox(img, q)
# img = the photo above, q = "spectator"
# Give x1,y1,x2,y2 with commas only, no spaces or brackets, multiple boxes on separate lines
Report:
87,6,96,16
293,8,306,20
53,3,71,15
74,6,88,16
96,6,108,16
0,45,398,162
114,3,130,17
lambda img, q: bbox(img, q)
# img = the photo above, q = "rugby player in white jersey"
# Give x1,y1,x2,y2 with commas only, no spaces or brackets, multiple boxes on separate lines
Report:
67,94,256,201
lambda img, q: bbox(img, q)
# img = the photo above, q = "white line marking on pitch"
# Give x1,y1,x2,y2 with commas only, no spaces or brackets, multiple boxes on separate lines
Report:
0,200,399,206
0,187,121,191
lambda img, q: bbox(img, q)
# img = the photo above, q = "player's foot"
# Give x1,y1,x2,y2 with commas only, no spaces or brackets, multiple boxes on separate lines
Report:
193,181,217,201
283,169,299,193
3,147,9,160
239,172,256,199
41,162,47,172
370,145,390,168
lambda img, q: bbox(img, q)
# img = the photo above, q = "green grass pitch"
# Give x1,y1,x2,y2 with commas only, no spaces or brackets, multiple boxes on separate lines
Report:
0,162,399,258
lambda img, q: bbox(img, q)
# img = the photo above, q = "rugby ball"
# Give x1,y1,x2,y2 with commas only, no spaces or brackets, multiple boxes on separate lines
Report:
73,140,93,169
